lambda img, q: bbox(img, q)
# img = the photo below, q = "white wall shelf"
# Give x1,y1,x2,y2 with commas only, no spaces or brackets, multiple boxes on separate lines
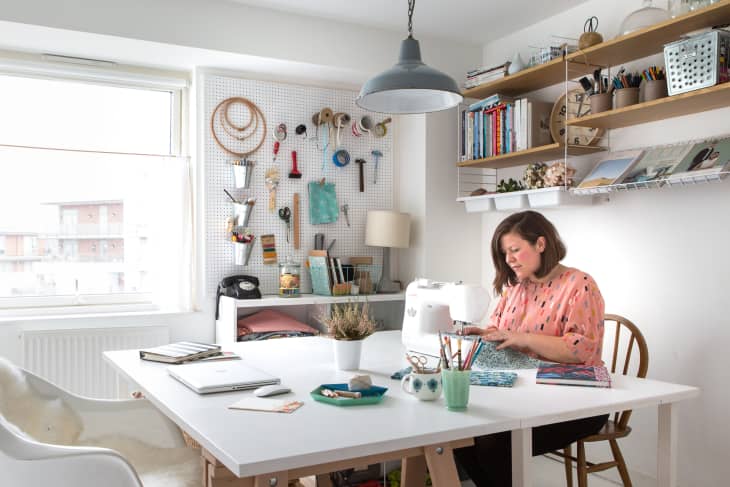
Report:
458,186,587,213
215,293,406,345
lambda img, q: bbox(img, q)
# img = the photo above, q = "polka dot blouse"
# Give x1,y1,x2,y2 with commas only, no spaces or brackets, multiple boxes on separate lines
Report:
489,267,605,366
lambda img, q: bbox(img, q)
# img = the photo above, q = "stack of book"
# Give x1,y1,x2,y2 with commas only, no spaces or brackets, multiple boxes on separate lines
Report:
460,94,553,161
464,63,509,89
140,341,239,364
308,251,366,296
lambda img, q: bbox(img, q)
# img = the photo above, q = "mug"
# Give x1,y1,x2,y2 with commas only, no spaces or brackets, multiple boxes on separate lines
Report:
401,370,442,401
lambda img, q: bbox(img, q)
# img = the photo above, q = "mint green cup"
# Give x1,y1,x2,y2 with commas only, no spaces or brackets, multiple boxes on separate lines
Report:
442,369,471,411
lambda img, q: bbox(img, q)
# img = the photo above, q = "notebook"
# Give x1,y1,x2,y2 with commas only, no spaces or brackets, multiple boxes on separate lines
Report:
167,360,280,394
536,362,611,388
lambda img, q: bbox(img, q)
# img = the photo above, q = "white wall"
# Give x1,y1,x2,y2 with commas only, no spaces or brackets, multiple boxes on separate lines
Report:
480,1,728,485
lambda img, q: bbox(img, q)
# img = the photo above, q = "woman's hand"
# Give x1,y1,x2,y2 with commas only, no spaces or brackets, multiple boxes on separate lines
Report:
461,326,497,337
484,329,530,352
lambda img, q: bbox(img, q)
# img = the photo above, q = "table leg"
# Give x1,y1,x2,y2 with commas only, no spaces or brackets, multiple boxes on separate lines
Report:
658,402,678,487
401,454,427,487
314,474,334,487
254,472,288,487
511,428,532,487
423,444,460,487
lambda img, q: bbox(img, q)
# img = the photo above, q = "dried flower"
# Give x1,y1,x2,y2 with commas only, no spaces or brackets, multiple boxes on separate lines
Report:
543,161,576,187
523,163,547,189
318,301,377,341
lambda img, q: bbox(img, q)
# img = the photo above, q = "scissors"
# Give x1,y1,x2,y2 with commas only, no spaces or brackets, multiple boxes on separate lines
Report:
584,16,598,33
278,206,291,243
406,354,428,373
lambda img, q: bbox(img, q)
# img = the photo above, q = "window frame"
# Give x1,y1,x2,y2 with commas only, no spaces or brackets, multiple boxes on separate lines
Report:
0,56,190,315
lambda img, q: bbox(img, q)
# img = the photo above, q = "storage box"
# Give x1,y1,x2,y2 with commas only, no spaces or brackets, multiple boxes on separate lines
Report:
527,187,583,208
664,30,730,96
493,192,528,211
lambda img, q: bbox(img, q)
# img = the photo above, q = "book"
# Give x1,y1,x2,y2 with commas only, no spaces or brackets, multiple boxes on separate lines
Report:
468,94,515,112
140,341,221,364
536,362,612,388
620,143,694,184
308,255,332,296
195,351,241,362
577,150,644,189
666,136,730,183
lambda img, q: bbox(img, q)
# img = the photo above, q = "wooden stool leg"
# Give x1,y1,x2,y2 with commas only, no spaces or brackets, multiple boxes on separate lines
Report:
423,444,460,487
577,441,588,487
609,439,633,487
401,455,427,487
563,445,574,487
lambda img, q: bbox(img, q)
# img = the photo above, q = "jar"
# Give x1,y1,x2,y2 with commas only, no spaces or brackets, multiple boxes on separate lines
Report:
279,260,301,297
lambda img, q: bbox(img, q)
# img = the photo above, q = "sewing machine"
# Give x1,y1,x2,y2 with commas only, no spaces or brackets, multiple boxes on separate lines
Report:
401,279,491,359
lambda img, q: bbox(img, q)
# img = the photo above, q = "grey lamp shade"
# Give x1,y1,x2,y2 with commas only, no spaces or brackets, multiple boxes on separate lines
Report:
365,210,411,248
356,37,463,114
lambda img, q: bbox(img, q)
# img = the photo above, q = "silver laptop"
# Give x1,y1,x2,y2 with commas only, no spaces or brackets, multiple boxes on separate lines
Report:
167,360,280,394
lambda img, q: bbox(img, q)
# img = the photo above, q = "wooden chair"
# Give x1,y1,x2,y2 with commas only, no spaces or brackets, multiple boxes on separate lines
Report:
559,314,649,487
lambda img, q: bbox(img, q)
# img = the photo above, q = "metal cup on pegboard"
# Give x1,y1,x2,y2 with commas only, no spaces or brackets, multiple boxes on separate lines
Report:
231,159,254,189
232,200,254,228
233,239,255,266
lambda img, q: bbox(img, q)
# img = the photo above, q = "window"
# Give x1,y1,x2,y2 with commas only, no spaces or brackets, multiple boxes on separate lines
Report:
0,62,191,314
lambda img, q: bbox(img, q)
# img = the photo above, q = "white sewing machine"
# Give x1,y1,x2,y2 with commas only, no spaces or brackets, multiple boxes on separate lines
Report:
401,278,491,359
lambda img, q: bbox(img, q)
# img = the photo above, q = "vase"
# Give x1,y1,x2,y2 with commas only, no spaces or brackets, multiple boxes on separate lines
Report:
507,53,525,75
333,339,363,371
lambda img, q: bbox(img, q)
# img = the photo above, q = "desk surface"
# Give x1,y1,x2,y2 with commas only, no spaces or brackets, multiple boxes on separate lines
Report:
104,331,698,479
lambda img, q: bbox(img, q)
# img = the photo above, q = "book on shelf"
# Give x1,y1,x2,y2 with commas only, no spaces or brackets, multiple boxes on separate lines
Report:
140,341,222,364
536,362,612,388
308,251,332,296
665,136,730,183
468,94,514,112
577,150,644,189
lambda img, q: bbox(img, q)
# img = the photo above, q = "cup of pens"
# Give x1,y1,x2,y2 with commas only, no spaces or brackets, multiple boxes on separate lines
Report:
438,333,482,411
642,67,667,102
442,369,471,411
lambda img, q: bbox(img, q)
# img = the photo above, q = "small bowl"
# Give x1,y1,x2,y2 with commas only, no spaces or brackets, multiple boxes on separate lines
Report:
310,383,388,406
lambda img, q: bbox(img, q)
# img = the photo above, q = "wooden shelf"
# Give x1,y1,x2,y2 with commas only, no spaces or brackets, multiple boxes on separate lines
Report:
567,82,730,130
463,57,566,99
565,0,730,68
456,143,605,169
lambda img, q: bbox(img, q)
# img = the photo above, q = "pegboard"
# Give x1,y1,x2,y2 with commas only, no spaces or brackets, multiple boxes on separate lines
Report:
205,74,394,296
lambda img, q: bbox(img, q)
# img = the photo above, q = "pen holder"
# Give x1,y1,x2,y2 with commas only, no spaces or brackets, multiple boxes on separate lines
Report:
589,93,612,114
233,240,255,266
643,79,668,102
232,202,253,228
232,160,254,189
614,87,640,109
442,369,471,411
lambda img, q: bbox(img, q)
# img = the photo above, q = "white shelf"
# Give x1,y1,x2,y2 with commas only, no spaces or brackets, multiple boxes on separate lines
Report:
572,171,729,195
222,292,406,309
458,187,586,213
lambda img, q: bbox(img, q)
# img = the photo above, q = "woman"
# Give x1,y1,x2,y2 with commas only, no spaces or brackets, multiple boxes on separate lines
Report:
455,210,607,487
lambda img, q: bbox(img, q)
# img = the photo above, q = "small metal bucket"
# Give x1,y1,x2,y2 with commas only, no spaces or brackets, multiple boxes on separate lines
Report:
233,239,255,266
232,160,254,189
232,203,253,228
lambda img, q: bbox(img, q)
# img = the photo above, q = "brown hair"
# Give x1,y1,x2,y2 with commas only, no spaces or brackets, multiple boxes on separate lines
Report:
491,210,566,294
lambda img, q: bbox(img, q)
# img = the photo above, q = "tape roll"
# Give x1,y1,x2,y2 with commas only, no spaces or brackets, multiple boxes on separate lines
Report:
358,115,374,133
312,108,334,126
332,149,351,167
332,112,351,128
274,123,287,141
351,121,362,137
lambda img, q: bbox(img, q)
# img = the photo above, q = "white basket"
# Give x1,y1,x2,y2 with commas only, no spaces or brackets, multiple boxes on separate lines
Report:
664,30,730,96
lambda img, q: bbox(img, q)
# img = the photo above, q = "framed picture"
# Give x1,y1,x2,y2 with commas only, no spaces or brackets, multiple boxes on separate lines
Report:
577,150,644,189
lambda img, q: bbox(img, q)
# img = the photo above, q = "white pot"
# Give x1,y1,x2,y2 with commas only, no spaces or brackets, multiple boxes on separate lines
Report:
333,339,363,371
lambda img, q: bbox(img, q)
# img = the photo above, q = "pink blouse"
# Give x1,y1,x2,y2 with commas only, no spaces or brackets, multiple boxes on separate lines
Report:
489,267,605,366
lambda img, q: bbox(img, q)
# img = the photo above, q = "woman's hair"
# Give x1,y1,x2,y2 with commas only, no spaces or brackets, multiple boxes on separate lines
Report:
491,210,566,294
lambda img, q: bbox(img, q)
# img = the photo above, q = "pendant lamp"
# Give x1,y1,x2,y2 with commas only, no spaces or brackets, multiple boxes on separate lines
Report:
356,0,463,114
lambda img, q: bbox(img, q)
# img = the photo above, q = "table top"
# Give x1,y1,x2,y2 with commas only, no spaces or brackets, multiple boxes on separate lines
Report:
104,331,698,477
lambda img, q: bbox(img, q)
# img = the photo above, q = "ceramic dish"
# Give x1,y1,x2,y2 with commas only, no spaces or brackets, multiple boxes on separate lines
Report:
310,383,388,406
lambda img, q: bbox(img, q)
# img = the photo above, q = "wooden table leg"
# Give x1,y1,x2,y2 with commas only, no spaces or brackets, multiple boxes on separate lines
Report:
314,474,334,487
511,428,532,487
423,444,460,487
401,454,427,487
658,403,678,487
254,472,288,487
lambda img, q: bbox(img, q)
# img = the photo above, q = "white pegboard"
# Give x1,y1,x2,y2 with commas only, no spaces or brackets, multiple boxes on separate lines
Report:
205,74,394,296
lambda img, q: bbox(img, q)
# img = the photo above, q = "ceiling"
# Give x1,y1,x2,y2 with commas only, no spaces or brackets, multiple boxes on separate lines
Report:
226,0,589,45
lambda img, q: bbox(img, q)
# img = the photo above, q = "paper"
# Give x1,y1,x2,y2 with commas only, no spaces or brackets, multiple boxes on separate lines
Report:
308,181,338,224
228,398,303,414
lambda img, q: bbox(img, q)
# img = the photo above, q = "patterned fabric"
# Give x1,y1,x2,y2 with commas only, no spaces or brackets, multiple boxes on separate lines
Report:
308,181,339,224
490,267,605,366
470,371,518,387
471,340,541,370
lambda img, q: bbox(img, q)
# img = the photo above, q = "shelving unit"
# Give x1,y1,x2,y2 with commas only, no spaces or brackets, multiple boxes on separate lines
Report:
215,292,406,344
457,0,730,211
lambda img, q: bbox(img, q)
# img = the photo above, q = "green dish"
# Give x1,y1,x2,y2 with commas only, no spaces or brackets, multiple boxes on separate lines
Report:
310,383,388,406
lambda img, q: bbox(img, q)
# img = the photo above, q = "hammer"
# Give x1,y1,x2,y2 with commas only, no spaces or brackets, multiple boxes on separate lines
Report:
371,150,383,184
355,158,366,192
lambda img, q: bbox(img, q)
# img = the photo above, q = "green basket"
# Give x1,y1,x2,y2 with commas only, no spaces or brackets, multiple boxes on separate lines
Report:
310,383,388,406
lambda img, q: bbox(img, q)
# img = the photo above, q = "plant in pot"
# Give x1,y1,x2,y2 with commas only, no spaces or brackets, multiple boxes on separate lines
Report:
319,301,377,370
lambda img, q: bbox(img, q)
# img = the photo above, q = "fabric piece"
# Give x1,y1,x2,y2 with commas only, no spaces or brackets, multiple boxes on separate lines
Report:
489,267,605,366
469,371,518,387
471,341,541,370
237,309,319,338
390,366,413,380
308,181,338,224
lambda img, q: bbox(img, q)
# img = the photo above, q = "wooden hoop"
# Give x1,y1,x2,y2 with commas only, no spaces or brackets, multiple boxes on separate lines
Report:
211,97,267,158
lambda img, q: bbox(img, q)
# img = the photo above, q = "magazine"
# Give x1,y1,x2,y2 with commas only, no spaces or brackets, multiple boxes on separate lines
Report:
620,143,694,184
577,150,644,189
666,137,730,182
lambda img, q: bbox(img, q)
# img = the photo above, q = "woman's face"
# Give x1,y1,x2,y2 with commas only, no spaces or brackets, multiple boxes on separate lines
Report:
500,231,544,281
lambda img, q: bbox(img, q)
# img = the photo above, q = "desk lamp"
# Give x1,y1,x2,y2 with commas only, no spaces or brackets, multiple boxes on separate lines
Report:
365,210,410,293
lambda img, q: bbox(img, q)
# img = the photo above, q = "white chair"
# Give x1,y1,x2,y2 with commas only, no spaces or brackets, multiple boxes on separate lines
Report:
1,362,200,487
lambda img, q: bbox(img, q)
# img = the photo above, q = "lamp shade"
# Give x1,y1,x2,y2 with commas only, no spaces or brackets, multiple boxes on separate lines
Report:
365,210,411,248
356,37,463,114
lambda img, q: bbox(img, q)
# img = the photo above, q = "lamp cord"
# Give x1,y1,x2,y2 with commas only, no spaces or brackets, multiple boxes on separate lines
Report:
407,0,415,38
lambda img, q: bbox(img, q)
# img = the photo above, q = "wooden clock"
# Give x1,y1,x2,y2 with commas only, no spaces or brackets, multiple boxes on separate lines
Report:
549,89,603,146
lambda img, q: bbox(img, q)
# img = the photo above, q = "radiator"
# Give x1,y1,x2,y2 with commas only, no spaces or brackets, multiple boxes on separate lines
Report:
21,326,169,399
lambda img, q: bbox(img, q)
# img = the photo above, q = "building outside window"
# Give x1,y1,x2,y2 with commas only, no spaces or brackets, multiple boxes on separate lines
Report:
0,62,191,313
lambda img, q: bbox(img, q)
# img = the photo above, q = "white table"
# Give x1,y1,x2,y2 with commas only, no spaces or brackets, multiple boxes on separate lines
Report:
104,331,698,487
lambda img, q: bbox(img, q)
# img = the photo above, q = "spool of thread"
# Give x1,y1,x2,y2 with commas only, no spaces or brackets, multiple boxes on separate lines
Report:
332,149,351,167
357,115,374,133
332,112,351,128
312,108,333,125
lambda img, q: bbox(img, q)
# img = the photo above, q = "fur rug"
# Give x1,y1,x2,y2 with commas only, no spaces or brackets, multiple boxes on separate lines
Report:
0,357,201,487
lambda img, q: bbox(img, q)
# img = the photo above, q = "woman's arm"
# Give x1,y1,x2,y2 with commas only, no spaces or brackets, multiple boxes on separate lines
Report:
487,329,582,364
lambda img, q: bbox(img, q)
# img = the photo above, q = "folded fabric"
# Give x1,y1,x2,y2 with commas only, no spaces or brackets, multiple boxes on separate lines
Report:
390,366,413,380
470,371,518,387
308,181,338,224
237,309,319,339
470,340,541,370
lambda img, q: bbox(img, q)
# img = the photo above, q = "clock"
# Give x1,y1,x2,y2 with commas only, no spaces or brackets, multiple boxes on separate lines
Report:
549,89,603,146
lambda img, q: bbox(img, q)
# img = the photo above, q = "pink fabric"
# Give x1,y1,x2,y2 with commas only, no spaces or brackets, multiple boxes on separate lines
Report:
489,267,605,366
237,309,318,337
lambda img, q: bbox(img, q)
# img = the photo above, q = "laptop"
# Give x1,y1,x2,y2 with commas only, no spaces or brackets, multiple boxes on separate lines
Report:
167,360,280,394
